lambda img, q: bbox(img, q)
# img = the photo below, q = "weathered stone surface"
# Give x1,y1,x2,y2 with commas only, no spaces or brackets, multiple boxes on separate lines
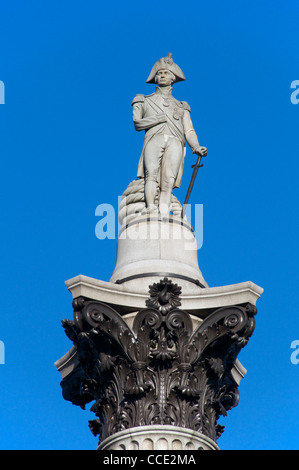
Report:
64,274,263,313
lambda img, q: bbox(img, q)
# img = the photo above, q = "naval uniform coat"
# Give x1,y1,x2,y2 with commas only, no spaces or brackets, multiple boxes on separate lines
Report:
132,87,201,188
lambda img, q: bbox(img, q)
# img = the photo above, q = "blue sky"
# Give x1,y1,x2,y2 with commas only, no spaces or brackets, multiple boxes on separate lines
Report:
0,0,298,450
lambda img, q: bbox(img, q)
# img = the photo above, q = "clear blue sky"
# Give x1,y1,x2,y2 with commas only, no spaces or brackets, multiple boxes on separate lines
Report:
0,0,298,450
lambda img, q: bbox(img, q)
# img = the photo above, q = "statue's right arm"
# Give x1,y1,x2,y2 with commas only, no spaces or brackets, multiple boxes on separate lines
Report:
132,96,166,131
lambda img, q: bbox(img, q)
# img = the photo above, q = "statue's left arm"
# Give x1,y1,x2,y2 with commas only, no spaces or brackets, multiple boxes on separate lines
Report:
182,102,207,156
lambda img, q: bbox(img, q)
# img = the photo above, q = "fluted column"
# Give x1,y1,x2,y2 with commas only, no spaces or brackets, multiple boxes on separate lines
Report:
97,425,219,450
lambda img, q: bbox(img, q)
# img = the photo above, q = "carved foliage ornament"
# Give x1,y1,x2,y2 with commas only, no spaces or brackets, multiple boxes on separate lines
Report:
146,277,182,314
60,278,257,445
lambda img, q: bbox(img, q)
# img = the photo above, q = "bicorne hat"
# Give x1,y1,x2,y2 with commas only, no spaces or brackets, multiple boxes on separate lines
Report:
146,53,186,84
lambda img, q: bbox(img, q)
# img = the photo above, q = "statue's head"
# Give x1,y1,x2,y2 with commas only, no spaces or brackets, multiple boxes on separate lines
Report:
154,69,176,87
146,53,186,85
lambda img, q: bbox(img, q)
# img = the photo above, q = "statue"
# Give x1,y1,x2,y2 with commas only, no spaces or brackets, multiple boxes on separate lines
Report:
132,53,207,218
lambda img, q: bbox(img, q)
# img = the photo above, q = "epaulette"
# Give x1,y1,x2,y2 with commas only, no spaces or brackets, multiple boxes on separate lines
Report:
181,101,191,112
131,94,145,105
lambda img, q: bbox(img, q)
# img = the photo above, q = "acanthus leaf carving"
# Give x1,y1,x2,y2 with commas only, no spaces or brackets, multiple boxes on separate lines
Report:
59,284,257,445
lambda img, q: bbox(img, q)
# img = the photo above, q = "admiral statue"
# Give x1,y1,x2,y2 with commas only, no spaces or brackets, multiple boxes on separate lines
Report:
132,53,207,218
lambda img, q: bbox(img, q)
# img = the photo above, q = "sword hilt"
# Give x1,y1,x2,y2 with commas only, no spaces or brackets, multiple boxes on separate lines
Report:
191,163,204,169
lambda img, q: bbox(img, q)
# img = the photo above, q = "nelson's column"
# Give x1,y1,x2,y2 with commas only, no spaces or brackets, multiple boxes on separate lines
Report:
55,54,263,451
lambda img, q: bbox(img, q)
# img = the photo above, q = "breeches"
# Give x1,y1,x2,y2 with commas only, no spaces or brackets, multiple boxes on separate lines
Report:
143,134,183,189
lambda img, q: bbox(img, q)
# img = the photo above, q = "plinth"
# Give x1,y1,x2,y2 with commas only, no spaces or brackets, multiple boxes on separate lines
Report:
55,216,263,450
110,215,207,290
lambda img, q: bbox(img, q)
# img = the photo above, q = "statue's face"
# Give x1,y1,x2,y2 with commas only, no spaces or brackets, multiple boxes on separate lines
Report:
155,69,174,87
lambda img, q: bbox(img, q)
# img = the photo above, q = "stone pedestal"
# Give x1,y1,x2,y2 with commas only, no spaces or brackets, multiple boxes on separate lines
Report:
110,216,207,290
55,214,263,450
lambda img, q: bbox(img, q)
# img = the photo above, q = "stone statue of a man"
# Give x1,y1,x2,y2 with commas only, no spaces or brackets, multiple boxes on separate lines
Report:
132,53,207,217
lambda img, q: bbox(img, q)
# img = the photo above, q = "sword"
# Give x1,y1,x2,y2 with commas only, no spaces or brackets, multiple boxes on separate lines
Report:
181,153,204,219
